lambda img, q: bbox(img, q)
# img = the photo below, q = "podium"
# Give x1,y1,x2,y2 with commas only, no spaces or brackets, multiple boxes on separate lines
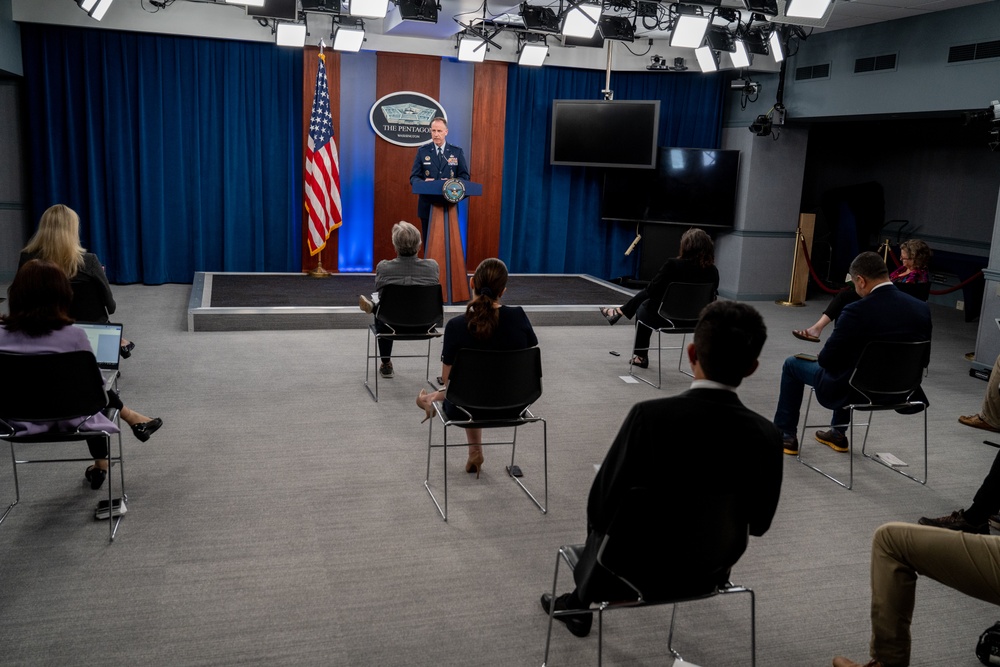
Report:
412,179,482,304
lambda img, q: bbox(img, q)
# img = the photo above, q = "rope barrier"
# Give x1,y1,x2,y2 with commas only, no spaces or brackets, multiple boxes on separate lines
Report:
798,237,984,297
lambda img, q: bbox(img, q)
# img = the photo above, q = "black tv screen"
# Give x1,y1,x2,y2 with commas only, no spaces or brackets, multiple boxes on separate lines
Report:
602,147,741,228
246,0,299,20
550,100,660,169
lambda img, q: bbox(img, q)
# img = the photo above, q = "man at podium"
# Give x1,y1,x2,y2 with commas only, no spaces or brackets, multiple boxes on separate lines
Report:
409,117,470,240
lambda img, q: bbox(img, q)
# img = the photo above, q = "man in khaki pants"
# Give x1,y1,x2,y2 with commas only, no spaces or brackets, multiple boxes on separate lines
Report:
833,522,1000,667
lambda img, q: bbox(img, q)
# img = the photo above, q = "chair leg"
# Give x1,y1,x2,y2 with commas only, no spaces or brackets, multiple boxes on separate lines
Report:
423,415,449,521
542,549,566,667
797,391,868,490
364,328,379,402
630,323,662,389
861,406,928,485
0,441,21,526
677,333,693,379
508,419,548,514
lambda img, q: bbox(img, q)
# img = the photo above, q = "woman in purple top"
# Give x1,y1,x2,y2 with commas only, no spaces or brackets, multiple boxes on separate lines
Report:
0,260,162,490
415,258,537,478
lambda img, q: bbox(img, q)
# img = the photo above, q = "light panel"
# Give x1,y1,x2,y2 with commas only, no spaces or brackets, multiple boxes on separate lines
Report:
78,0,99,9
90,0,115,20
518,42,549,66
670,14,711,48
694,46,718,72
457,35,487,62
785,0,831,19
225,0,266,6
769,30,784,62
349,0,389,18
731,39,751,68
334,24,366,51
276,22,307,47
562,3,602,39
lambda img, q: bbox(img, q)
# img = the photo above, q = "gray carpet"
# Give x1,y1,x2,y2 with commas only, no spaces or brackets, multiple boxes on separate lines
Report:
0,284,996,666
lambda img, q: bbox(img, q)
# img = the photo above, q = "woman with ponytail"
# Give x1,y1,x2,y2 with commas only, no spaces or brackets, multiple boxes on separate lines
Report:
416,258,537,477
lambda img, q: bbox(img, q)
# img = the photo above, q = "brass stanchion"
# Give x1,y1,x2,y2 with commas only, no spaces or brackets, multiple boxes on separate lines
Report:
308,246,331,278
775,226,806,307
878,238,890,264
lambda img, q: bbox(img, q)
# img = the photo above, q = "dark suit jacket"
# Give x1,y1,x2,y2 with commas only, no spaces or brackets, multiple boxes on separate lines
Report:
19,250,116,323
409,142,471,221
815,283,932,407
620,258,719,320
574,387,783,603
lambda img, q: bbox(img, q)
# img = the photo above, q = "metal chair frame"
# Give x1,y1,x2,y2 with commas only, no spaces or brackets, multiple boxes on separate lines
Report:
0,350,126,542
424,348,547,521
363,284,443,402
630,282,715,389
541,543,755,666
797,340,930,490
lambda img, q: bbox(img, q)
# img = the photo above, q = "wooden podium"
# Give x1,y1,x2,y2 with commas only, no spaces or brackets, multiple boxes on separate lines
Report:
413,180,482,304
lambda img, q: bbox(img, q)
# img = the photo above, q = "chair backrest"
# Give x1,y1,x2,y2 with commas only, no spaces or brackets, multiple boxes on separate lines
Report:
849,340,930,405
69,277,111,323
596,487,749,601
895,281,931,302
446,348,542,411
0,351,108,423
657,282,716,325
376,284,444,330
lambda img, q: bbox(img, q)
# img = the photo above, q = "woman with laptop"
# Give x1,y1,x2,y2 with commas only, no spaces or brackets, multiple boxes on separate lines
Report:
0,260,162,490
18,204,135,358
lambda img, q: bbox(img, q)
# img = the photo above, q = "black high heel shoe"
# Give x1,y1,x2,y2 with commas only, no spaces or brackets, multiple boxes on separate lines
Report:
131,418,163,442
599,306,622,325
85,465,107,490
120,341,135,358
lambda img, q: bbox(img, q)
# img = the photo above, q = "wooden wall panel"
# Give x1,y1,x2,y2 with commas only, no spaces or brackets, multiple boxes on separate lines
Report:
467,61,508,270
301,48,341,273
373,52,441,265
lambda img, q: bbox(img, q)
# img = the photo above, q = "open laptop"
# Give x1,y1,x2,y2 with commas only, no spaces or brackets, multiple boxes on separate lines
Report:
73,322,123,387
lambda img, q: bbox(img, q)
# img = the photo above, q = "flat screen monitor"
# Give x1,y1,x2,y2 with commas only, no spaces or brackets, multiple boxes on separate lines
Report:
602,147,741,228
550,100,660,169
246,0,299,20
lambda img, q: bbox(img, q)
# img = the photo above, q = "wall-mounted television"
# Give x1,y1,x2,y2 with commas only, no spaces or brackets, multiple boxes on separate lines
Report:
550,100,660,169
246,0,299,20
602,147,741,228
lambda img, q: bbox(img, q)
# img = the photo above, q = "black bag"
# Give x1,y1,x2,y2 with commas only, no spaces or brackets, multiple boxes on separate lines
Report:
977,621,1000,665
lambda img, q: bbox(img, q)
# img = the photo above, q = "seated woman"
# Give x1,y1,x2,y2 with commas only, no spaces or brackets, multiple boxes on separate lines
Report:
415,258,537,478
599,228,719,368
0,260,162,490
19,204,135,358
793,239,931,343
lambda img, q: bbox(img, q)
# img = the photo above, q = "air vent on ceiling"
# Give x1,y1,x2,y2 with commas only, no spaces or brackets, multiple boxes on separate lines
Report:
795,63,830,81
854,53,897,73
948,40,1000,63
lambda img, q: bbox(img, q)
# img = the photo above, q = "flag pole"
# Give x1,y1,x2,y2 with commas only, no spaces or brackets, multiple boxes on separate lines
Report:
307,39,333,279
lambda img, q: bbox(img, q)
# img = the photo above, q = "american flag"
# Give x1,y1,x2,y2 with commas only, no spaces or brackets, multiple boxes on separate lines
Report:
305,53,342,256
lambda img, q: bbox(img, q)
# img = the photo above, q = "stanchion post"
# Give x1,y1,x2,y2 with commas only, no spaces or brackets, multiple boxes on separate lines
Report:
776,226,806,307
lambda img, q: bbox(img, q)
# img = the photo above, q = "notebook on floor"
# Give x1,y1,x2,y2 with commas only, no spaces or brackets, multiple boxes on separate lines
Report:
73,322,123,386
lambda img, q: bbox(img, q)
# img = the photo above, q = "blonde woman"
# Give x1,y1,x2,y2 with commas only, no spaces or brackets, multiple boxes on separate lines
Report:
19,204,134,357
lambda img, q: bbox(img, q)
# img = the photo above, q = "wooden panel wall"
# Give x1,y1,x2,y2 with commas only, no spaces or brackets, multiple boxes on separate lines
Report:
467,61,507,270
301,48,341,273
372,52,441,265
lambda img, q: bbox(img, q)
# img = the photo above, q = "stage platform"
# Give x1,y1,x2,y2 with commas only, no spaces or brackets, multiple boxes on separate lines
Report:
187,272,636,331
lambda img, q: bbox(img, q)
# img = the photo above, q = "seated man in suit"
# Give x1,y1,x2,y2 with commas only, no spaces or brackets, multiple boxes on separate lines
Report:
540,300,784,638
359,221,439,378
774,251,932,455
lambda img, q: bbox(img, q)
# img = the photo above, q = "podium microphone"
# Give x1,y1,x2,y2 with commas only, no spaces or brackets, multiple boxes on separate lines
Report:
624,234,641,256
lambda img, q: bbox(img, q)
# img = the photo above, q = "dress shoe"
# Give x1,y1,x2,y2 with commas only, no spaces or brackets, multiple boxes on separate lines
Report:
540,593,592,638
958,413,1000,433
120,341,135,359
782,433,799,455
465,451,485,479
358,294,375,314
815,429,849,452
918,509,988,534
832,657,884,667
85,465,107,490
599,306,622,325
131,417,163,443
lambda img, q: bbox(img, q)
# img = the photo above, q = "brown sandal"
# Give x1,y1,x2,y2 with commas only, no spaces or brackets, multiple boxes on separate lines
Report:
792,329,820,343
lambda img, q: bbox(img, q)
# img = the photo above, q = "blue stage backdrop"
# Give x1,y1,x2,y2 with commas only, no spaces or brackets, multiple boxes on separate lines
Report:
20,25,303,284
500,66,727,278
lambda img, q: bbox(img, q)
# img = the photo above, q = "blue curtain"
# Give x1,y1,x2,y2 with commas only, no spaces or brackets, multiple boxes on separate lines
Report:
499,66,726,277
20,25,303,284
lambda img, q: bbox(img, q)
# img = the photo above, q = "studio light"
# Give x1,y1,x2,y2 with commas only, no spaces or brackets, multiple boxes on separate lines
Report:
561,2,602,39
520,4,560,33
769,29,784,62
742,0,777,15
457,34,487,62
397,0,438,23
348,0,389,18
706,26,735,53
226,0,266,6
785,0,832,19
78,0,114,21
731,38,751,68
670,12,711,49
599,15,635,42
334,20,366,51
275,22,307,47
695,45,719,72
744,29,769,56
518,38,549,66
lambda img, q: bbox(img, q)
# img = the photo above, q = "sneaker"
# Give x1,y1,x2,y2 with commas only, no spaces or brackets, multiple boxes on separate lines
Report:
782,433,799,455
815,429,849,452
359,294,375,314
379,361,394,378
990,514,1000,534
918,509,988,534
540,593,592,638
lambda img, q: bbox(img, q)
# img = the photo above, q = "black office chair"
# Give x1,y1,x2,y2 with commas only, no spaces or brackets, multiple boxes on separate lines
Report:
798,340,931,490
542,489,756,666
631,282,715,389
363,284,444,402
895,281,931,302
0,350,126,542
424,347,547,521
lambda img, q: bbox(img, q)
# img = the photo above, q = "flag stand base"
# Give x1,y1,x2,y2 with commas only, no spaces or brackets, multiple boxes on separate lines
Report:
308,266,331,278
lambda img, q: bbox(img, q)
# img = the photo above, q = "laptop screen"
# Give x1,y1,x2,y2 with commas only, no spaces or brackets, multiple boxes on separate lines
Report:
73,322,123,369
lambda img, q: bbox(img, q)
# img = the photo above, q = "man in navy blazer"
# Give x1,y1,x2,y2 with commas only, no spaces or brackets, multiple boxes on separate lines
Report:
409,117,470,240
774,251,932,454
